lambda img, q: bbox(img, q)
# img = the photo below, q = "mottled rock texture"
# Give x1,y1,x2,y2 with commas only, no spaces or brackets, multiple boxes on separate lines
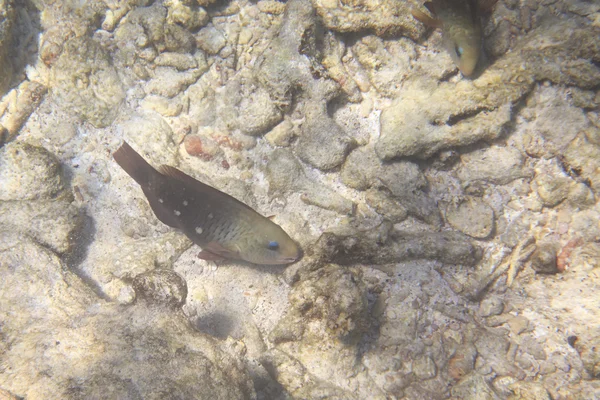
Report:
51,36,125,128
2,0,600,398
0,236,256,399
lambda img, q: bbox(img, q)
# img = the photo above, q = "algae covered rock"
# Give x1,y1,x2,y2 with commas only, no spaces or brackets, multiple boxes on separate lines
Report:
315,222,480,266
0,142,64,201
0,200,82,254
51,36,125,128
132,268,188,308
0,142,80,254
267,264,382,398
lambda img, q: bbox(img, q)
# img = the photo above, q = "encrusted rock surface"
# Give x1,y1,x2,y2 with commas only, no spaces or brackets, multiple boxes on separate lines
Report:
1,0,600,398
0,236,256,399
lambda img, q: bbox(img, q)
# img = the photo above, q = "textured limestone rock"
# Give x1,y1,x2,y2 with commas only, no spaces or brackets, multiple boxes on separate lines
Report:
563,132,600,194
268,264,383,397
88,232,192,302
166,0,209,31
530,243,558,275
51,36,125,128
0,141,81,255
146,65,206,98
120,113,178,167
451,373,501,400
295,105,356,170
256,0,354,170
266,149,354,214
219,70,283,136
271,264,368,345
0,0,15,97
376,18,600,160
0,81,48,141
523,86,592,158
0,142,64,201
341,146,441,225
533,160,574,207
479,297,504,317
0,237,256,399
365,189,408,223
445,197,495,239
457,146,528,186
196,24,227,55
352,35,416,98
377,88,513,160
311,0,424,39
261,349,360,399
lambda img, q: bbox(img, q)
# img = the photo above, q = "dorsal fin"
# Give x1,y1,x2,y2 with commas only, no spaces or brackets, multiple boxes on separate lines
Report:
478,0,498,14
412,8,442,29
424,1,436,15
157,164,258,214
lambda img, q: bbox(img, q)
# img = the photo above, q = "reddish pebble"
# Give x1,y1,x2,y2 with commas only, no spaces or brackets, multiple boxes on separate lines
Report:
184,135,217,161
556,237,583,272
221,159,230,169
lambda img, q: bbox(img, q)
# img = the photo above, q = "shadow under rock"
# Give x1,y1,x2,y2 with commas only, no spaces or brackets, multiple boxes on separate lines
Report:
62,212,109,301
192,311,237,339
9,1,41,90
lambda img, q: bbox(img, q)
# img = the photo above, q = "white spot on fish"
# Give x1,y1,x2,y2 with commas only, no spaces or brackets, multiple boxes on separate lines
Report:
174,210,181,216
208,213,213,219
183,200,188,206
195,227,203,234
158,198,164,203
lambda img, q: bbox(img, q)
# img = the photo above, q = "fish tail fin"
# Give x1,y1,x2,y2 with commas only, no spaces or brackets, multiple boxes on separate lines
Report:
113,141,159,187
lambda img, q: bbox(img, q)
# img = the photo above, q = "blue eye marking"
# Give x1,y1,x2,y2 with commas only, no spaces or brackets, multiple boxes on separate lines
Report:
268,241,279,250
455,45,464,57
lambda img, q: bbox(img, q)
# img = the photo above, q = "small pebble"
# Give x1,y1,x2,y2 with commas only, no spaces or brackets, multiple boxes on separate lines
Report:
184,134,221,161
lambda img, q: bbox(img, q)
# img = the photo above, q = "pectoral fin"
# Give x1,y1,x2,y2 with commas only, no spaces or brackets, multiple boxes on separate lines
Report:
200,241,240,261
412,8,442,29
197,249,226,261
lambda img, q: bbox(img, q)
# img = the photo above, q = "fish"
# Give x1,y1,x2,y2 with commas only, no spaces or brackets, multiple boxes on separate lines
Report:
113,141,301,265
412,0,497,76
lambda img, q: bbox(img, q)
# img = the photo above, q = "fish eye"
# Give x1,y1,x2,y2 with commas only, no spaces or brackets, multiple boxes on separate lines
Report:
455,45,464,57
267,241,279,251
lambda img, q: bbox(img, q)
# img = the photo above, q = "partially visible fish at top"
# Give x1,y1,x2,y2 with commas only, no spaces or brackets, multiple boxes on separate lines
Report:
113,141,302,265
412,0,497,77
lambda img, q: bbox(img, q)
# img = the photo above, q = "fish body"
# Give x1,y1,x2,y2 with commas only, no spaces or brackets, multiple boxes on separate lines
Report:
113,141,301,265
413,0,494,76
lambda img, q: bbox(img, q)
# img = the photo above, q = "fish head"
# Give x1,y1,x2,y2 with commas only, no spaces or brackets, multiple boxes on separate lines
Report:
242,224,302,265
443,25,482,76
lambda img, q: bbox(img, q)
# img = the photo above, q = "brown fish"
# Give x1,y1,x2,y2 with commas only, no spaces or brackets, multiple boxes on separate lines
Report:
413,0,497,76
113,141,301,265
